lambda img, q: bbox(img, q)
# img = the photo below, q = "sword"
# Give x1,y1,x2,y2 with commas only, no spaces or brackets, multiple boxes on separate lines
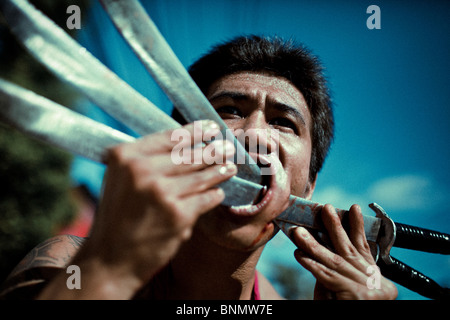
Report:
0,78,260,207
2,78,449,299
0,0,260,206
1,0,449,299
98,0,260,184
83,0,450,299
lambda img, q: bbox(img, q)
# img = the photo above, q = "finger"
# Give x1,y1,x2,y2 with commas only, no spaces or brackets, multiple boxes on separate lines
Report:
105,120,220,165
294,249,359,296
142,138,235,176
138,120,221,155
292,227,370,285
348,204,376,263
169,138,235,172
171,163,237,197
112,137,235,177
295,250,395,300
181,187,226,218
321,204,371,272
321,204,351,255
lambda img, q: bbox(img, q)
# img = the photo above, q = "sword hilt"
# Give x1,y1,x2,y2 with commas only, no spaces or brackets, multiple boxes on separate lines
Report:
394,222,450,254
377,255,450,300
369,203,450,255
370,203,450,299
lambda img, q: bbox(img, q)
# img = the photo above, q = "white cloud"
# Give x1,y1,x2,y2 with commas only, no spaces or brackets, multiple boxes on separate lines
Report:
367,175,431,211
311,185,366,210
312,173,447,214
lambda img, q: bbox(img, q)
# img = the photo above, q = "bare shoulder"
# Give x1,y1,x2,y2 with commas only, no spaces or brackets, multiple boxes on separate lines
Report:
257,271,284,300
0,234,86,299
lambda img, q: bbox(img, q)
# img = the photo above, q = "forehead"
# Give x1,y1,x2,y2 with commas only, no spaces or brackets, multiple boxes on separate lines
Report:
206,71,309,115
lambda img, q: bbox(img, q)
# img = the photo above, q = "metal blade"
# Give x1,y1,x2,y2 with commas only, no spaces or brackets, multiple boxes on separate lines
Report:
0,77,380,241
0,0,382,244
0,0,179,136
0,78,381,243
0,79,260,206
0,0,262,205
100,0,261,184
0,78,135,162
274,197,381,243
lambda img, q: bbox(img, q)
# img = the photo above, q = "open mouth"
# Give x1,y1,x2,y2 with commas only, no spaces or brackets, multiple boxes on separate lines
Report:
227,153,275,216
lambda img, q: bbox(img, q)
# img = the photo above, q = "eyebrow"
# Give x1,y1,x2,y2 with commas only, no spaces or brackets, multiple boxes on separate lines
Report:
272,102,306,126
208,91,248,102
209,91,307,126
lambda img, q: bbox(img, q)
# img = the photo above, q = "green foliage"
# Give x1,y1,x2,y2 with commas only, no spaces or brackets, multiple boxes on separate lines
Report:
0,0,90,282
0,125,75,280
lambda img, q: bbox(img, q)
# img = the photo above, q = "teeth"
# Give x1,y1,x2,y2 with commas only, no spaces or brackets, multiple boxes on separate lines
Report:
230,204,259,214
231,204,253,210
230,187,271,214
229,171,272,215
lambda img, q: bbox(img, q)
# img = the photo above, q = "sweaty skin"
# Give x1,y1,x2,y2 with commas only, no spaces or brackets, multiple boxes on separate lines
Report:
192,71,397,299
193,71,314,252
0,71,397,300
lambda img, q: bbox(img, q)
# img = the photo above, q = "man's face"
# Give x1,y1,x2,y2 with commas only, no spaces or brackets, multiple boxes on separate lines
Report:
194,71,316,251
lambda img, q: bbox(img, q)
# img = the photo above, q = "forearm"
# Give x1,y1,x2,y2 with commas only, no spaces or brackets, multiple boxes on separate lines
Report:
36,122,235,299
37,253,144,300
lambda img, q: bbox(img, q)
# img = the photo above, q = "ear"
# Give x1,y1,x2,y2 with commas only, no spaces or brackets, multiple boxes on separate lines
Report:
304,174,317,200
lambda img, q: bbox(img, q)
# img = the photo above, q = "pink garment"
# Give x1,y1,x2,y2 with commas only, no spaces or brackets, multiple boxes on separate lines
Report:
252,272,261,300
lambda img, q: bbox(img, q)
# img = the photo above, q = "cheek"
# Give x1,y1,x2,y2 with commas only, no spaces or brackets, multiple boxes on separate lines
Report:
290,173,310,196
280,142,312,197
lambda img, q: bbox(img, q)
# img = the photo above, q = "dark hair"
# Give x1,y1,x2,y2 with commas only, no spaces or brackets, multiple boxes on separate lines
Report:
180,35,334,182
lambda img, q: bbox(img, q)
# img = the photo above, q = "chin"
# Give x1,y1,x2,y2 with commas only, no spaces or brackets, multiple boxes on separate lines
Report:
194,205,279,252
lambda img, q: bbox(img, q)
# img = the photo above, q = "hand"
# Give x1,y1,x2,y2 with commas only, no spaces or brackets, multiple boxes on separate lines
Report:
292,204,398,300
82,120,237,284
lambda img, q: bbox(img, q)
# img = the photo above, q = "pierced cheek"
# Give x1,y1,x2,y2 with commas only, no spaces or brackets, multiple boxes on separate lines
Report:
245,223,275,250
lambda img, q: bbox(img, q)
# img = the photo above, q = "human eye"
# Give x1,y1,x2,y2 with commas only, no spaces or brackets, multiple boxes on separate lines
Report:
269,117,298,134
215,105,243,119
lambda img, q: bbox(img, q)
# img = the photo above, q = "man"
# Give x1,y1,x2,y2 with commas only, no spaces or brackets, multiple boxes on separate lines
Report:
0,36,397,300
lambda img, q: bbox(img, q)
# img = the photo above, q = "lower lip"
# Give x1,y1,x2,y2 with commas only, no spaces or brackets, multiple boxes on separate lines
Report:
227,184,273,217
226,152,276,217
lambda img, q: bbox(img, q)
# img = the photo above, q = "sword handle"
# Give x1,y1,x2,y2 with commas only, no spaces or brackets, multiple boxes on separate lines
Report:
378,255,450,300
394,222,450,254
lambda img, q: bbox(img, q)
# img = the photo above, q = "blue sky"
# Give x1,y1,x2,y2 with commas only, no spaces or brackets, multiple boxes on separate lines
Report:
72,0,450,299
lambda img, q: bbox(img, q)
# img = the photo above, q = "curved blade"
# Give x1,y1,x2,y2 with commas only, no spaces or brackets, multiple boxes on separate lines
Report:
0,0,262,204
0,76,380,239
100,0,261,184
0,78,134,162
0,0,383,245
0,79,261,206
0,0,179,136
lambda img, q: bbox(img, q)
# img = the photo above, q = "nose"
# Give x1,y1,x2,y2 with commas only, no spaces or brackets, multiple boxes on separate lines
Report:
233,112,280,157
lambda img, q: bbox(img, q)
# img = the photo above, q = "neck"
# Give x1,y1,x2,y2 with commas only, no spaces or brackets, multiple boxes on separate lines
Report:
151,228,264,300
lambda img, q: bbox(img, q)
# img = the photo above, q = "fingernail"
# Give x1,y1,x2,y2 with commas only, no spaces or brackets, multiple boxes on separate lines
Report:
296,227,310,239
219,163,237,175
211,139,235,157
202,120,221,135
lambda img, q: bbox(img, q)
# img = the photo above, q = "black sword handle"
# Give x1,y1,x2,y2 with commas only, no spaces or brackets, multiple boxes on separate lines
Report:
377,255,450,300
394,222,450,254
